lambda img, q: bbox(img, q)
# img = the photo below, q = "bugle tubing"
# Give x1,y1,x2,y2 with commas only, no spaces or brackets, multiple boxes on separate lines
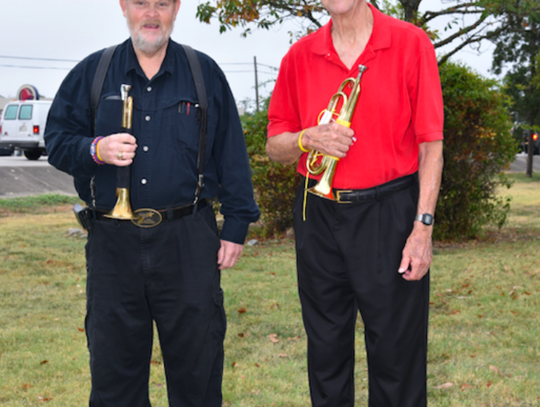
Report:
104,84,137,220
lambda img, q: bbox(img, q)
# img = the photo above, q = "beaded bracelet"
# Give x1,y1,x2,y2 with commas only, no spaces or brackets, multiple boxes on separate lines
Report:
298,130,310,153
90,136,105,165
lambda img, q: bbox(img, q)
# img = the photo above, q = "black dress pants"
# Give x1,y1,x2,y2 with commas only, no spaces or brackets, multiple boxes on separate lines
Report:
84,205,225,407
293,179,430,407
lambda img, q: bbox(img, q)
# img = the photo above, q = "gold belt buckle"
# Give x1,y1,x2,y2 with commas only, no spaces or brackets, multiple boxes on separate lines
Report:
335,190,353,204
131,208,162,228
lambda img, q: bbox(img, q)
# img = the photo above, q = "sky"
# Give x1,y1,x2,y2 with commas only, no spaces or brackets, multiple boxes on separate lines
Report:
0,0,497,106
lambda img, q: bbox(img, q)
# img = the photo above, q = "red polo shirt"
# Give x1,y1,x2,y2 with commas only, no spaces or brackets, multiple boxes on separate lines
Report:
267,4,444,189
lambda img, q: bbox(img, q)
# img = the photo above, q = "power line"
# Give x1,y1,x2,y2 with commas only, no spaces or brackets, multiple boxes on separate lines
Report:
0,64,71,70
0,55,79,63
0,54,278,70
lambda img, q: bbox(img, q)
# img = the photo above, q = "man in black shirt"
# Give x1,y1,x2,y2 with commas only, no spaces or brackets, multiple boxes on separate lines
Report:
45,1,259,405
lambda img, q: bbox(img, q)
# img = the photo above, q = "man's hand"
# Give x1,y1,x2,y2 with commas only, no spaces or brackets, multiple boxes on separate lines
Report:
97,133,137,166
301,122,356,159
217,240,244,270
398,224,433,281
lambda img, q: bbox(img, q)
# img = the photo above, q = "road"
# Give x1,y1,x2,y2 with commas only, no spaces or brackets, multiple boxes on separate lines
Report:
509,152,540,173
0,153,537,199
0,155,77,198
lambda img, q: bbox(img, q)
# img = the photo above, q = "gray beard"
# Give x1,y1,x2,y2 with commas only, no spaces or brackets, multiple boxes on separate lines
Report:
131,32,168,54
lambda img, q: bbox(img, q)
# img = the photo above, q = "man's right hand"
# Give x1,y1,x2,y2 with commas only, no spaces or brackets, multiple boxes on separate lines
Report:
97,133,138,166
300,122,355,159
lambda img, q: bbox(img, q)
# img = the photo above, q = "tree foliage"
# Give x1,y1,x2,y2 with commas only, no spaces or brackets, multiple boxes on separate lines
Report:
436,62,515,240
196,0,540,66
490,0,540,141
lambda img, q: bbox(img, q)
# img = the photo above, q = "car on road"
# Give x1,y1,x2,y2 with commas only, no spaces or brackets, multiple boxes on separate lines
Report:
0,100,52,160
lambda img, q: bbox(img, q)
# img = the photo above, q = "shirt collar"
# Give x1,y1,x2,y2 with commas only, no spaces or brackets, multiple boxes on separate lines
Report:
311,3,392,57
124,38,175,79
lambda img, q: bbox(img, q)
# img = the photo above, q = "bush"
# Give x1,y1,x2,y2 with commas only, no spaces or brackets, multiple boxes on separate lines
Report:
242,106,301,238
436,62,516,241
244,63,516,241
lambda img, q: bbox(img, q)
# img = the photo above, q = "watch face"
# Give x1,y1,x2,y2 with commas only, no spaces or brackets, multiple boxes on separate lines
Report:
422,214,433,225
416,213,433,225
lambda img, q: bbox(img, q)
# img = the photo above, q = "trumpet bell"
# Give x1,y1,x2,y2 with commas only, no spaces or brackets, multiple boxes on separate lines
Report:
307,158,338,200
104,188,137,220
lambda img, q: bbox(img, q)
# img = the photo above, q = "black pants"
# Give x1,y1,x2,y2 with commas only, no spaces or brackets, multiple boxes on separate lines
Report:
293,178,429,407
84,205,225,407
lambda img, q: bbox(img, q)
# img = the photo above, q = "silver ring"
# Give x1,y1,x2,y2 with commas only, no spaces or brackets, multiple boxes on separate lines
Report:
117,151,124,160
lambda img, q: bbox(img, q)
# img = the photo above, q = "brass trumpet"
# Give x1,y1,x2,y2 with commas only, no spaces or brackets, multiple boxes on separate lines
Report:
104,84,137,220
306,65,368,200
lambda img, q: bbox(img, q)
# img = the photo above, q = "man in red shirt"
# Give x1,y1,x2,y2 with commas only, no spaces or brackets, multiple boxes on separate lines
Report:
267,0,443,405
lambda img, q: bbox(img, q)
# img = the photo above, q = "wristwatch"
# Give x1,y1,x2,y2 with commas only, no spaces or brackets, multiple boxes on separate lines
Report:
415,213,433,226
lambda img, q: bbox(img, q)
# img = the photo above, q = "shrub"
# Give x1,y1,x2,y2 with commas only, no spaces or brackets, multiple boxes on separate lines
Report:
436,62,516,241
242,106,301,238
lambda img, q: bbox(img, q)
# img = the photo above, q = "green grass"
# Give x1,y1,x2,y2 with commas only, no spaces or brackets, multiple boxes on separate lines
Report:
1,177,540,406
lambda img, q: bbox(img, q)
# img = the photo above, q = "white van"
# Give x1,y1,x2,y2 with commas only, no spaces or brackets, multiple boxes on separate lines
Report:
0,100,52,160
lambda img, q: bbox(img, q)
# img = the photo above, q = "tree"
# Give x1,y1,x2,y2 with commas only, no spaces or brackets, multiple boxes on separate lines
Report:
196,0,540,66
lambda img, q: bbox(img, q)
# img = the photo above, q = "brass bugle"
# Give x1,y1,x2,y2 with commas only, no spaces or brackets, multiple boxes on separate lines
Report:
104,84,137,220
307,65,368,200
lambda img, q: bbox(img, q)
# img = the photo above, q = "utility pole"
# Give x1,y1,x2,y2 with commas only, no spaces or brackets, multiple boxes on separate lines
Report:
526,129,534,177
254,56,259,112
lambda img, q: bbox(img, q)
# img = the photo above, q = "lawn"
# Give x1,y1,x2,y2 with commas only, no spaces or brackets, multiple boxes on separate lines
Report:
0,174,539,406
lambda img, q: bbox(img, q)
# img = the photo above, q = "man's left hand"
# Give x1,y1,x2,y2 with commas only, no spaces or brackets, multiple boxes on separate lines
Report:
217,240,244,270
398,224,433,281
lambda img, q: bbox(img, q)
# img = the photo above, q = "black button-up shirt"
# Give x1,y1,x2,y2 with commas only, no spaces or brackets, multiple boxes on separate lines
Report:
45,39,259,244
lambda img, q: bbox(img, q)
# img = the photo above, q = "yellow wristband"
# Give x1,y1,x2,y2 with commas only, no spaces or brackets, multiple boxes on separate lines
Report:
96,139,104,162
298,130,310,153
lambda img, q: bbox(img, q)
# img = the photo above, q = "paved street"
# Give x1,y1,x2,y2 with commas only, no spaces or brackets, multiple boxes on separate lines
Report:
509,152,540,173
0,155,76,198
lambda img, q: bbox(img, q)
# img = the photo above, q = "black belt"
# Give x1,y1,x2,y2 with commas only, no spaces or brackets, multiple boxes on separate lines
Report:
334,174,416,203
94,199,208,227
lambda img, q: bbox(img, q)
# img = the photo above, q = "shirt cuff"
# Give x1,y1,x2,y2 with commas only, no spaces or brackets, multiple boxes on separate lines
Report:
219,217,251,245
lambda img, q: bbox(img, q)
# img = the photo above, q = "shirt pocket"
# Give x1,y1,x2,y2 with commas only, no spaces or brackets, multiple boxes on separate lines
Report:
163,97,201,156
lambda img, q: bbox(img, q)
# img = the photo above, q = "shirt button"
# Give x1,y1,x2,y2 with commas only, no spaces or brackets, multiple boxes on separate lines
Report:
145,115,151,121
147,86,152,92
141,178,147,185
143,146,149,152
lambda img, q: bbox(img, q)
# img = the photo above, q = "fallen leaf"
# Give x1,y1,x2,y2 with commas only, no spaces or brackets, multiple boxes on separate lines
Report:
486,380,492,388
288,336,301,341
510,311,518,316
255,363,260,368
268,334,279,343
434,382,453,389
470,355,476,358
78,327,85,332
450,310,461,315
489,365,504,377
278,353,288,358
231,362,237,367
237,333,245,338
478,315,483,318
461,383,473,391
40,360,48,365
237,307,247,314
